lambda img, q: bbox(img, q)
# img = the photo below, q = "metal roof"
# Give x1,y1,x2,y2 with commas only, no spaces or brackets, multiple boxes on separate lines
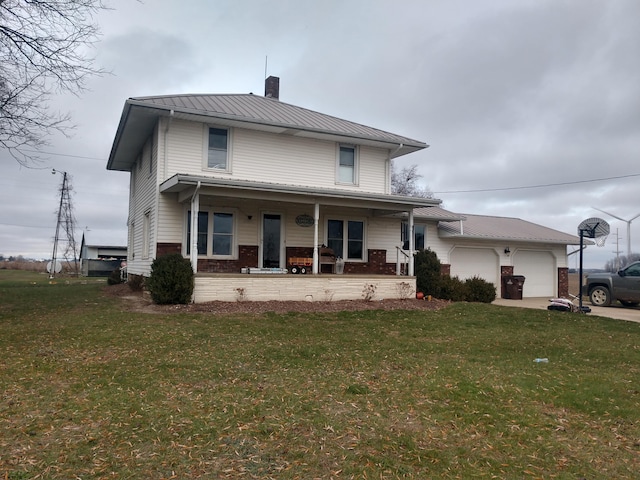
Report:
413,206,466,222
107,93,428,171
160,174,441,211
438,213,583,245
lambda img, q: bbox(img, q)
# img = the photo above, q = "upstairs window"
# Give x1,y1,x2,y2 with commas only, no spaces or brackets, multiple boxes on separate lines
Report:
207,127,228,169
338,145,356,184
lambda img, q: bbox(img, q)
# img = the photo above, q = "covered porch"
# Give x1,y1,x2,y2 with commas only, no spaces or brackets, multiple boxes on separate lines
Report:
159,174,439,301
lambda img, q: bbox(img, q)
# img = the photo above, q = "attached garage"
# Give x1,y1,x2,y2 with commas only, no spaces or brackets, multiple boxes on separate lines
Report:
512,250,556,297
450,247,500,290
421,207,582,299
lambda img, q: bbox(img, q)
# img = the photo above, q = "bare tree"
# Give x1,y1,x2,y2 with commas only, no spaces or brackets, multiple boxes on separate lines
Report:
391,162,433,198
0,0,108,165
604,253,640,272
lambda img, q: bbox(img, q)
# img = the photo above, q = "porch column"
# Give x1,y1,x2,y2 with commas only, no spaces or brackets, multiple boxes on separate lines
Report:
190,183,201,273
312,202,319,274
408,209,415,276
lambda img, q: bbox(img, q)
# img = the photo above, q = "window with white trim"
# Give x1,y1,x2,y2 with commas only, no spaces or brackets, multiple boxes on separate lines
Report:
129,221,135,259
401,222,425,250
327,219,364,260
186,210,235,258
207,127,229,170
142,210,151,259
337,145,357,184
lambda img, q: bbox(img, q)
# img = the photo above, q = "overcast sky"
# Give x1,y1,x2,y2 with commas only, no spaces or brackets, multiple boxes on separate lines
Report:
1,0,639,269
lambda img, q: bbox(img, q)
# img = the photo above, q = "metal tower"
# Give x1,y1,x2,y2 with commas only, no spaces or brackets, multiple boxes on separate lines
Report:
49,170,79,278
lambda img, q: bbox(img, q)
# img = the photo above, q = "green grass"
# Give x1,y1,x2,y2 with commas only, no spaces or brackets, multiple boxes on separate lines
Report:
1,269,639,479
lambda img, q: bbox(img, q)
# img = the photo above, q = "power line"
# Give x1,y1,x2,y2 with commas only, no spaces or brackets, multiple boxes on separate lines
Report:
0,222,52,229
20,149,106,161
433,172,640,194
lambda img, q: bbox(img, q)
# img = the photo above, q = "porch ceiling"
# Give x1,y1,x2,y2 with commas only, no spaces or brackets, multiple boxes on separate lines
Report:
160,174,441,212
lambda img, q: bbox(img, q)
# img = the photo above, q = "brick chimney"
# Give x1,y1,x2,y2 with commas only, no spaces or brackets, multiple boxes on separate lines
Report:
264,76,279,100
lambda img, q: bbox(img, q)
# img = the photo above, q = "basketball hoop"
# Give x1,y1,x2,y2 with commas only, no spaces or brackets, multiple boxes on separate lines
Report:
594,235,608,247
576,217,610,312
577,217,610,246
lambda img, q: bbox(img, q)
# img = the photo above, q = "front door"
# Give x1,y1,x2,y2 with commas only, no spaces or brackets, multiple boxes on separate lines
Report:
262,213,282,268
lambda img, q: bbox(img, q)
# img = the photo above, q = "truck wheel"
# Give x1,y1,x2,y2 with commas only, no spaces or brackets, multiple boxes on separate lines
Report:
300,267,307,274
290,266,299,274
589,286,611,306
619,300,639,307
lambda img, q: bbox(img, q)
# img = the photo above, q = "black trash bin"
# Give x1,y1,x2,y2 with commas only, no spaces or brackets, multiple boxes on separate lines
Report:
502,275,525,300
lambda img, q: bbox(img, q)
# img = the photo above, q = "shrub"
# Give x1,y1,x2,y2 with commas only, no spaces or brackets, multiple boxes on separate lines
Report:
464,276,496,303
414,249,442,297
439,275,467,302
414,249,496,303
107,268,125,285
146,254,194,304
127,274,145,292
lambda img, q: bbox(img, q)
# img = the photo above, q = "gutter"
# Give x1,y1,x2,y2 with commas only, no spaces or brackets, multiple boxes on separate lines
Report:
163,109,174,179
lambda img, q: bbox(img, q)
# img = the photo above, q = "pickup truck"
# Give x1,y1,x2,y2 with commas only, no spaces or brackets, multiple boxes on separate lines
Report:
582,261,640,307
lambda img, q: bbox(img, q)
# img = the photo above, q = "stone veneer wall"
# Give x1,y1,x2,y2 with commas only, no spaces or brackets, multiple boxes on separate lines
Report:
193,275,416,303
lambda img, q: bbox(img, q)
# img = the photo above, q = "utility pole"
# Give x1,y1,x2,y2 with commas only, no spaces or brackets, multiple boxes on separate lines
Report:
49,170,79,278
611,228,622,271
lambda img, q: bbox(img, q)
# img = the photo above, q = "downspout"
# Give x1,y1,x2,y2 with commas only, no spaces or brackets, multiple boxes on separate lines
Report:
408,209,415,276
189,181,201,273
387,143,403,194
163,110,174,180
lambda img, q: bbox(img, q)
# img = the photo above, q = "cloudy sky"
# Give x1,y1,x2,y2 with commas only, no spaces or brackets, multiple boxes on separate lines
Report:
1,0,639,269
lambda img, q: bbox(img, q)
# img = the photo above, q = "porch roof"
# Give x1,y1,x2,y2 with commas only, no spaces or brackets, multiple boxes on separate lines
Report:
160,174,441,211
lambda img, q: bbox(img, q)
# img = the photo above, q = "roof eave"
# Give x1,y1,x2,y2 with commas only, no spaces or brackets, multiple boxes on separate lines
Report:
437,231,584,245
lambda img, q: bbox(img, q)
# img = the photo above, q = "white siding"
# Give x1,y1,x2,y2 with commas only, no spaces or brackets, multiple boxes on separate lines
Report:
127,134,158,276
164,119,205,177
161,119,389,194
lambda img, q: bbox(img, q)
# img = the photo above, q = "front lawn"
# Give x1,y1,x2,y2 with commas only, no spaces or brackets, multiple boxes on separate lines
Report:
1,270,639,478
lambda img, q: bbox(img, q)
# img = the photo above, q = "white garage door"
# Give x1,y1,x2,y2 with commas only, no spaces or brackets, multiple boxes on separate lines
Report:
450,247,500,289
513,250,556,297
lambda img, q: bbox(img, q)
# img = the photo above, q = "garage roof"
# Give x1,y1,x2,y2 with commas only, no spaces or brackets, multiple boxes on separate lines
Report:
437,212,583,245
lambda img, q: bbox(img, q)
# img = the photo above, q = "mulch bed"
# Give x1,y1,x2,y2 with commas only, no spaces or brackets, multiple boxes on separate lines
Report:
103,283,450,315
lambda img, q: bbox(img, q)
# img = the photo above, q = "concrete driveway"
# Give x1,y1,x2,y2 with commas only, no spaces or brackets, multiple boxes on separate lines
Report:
493,297,640,323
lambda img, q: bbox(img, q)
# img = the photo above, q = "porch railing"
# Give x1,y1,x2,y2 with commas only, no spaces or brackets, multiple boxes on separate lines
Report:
396,246,410,276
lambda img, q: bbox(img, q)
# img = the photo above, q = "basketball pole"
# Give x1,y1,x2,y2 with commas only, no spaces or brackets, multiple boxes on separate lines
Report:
578,229,584,311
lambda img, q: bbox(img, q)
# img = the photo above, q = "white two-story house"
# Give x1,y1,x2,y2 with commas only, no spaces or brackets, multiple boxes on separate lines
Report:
107,77,442,302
